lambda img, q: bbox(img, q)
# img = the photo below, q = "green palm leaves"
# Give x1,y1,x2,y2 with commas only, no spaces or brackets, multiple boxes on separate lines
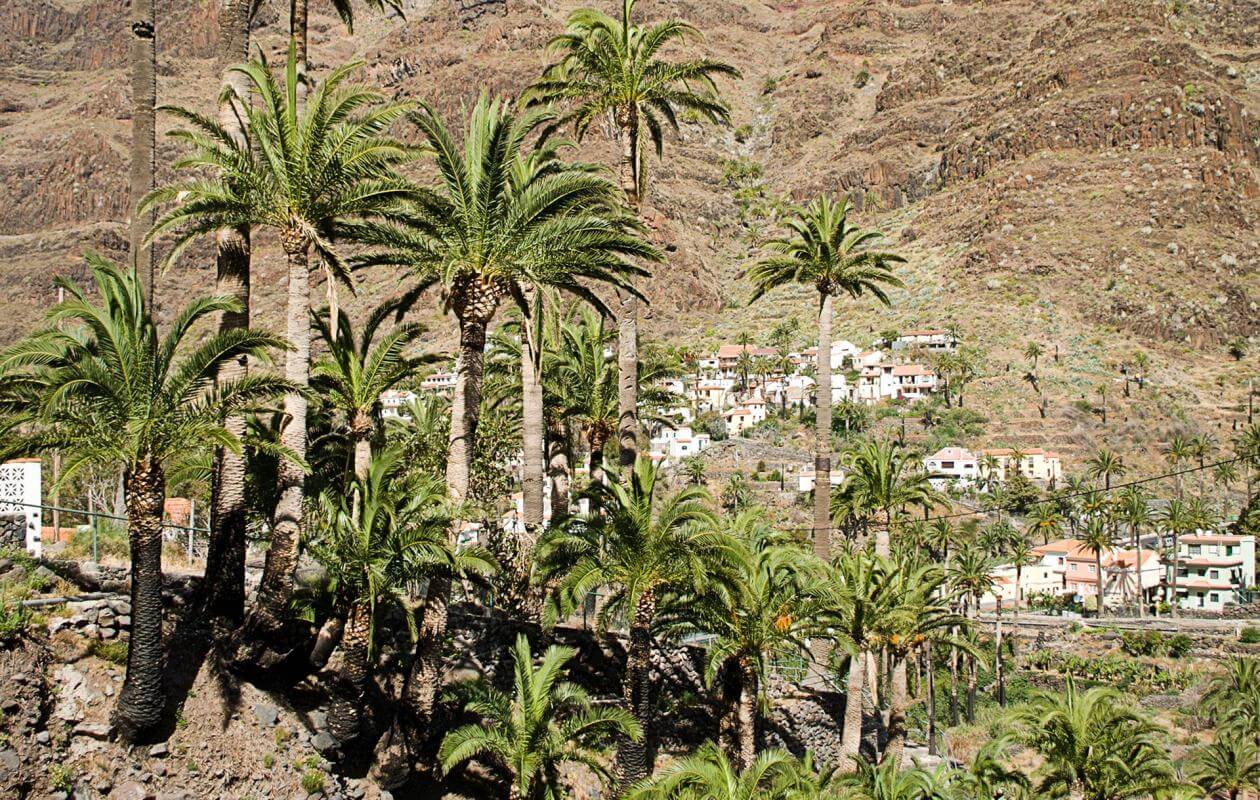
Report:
441,634,639,800
747,196,905,305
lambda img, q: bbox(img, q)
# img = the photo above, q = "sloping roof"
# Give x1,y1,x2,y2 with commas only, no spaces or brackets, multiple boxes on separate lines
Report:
926,447,976,462
1034,538,1085,556
716,344,776,359
900,329,948,337
892,364,935,377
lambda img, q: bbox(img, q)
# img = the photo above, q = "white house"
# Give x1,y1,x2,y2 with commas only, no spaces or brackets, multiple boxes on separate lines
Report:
890,364,938,401
380,389,418,420
723,400,767,436
0,459,42,557
978,448,1064,485
1169,533,1256,612
419,372,457,395
982,561,1062,609
893,328,957,352
923,447,979,490
694,378,735,412
649,425,712,464
798,469,847,492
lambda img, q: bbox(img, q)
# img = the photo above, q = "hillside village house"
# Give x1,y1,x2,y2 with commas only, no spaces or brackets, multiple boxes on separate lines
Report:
923,447,980,489
694,378,735,412
893,328,957,352
798,469,847,492
419,371,457,395
797,340,860,370
1168,533,1256,612
0,458,42,556
982,560,1061,609
1022,538,1161,608
380,389,417,421
723,397,768,436
716,344,777,376
979,447,1063,485
855,362,939,404
648,425,712,465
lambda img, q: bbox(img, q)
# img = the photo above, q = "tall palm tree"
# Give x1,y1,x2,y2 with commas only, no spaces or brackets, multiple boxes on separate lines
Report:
129,0,156,299
440,634,639,800
1115,486,1152,615
1188,433,1215,500
1187,738,1260,800
833,438,939,557
657,512,824,768
627,742,798,800
1163,434,1194,500
538,456,723,786
748,198,905,560
308,450,491,745
354,96,657,741
1009,678,1176,800
1006,534,1038,655
527,0,739,469
312,295,427,479
948,544,994,723
1080,515,1112,617
0,258,289,741
147,46,415,640
1159,498,1197,618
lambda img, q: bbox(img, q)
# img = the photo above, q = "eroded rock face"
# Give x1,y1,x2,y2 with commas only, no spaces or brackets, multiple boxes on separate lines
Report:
0,637,53,797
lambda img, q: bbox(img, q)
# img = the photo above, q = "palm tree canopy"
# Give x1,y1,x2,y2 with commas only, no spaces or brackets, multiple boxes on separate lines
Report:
353,94,657,318
0,256,292,479
537,455,726,629
526,0,740,190
832,438,941,523
627,741,798,800
146,43,416,283
747,196,905,307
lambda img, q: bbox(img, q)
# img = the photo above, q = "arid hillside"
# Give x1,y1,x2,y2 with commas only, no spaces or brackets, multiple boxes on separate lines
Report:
2,0,1258,470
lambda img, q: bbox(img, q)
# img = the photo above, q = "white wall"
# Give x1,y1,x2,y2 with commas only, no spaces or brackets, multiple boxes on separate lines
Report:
0,460,42,557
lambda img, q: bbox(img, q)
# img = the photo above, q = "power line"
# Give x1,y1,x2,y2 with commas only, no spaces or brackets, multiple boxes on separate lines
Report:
0,499,209,535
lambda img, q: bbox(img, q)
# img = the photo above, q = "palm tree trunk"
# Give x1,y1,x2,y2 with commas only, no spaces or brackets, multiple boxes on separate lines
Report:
129,0,156,300
327,599,371,744
882,653,908,767
813,292,833,559
1069,780,1085,800
353,436,372,480
616,109,642,471
948,639,959,726
547,417,570,521
113,460,166,741
839,649,866,770
1170,530,1179,618
1095,551,1105,618
589,429,609,486
202,0,252,631
521,309,545,531
1011,564,1022,659
1133,522,1145,618
926,640,937,756
995,598,1005,706
290,0,309,106
875,508,891,559
736,659,758,770
966,651,977,723
252,237,311,633
615,591,656,789
448,310,489,502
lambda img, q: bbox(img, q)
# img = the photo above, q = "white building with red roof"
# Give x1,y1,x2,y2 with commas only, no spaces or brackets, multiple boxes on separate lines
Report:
923,447,979,489
1169,533,1255,611
893,328,957,352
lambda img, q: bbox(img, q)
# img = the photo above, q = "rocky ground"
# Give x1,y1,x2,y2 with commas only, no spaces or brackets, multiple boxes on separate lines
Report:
2,0,1257,474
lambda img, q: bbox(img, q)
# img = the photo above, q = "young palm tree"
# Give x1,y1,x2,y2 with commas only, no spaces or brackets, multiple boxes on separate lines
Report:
0,258,289,740
834,757,935,800
308,450,491,745
954,736,1030,800
312,295,428,479
627,741,798,800
1008,678,1176,800
1085,448,1125,490
749,199,905,559
832,437,939,558
1006,534,1038,655
657,512,825,768
537,456,723,787
527,0,739,468
1115,485,1152,615
868,557,966,767
1163,433,1194,500
1159,498,1197,618
1203,657,1260,723
147,46,415,639
1023,341,1043,373
820,550,889,769
440,634,639,800
1080,515,1112,618
682,455,708,486
1187,738,1260,800
948,544,994,723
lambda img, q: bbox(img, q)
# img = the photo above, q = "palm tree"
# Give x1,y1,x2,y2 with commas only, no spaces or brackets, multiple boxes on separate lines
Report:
1163,434,1194,500
1006,534,1038,655
0,257,289,740
440,634,639,800
1023,341,1043,372
129,0,155,299
550,310,622,485
1188,433,1215,499
1115,486,1152,615
682,455,708,486
748,198,905,559
527,0,739,468
1080,515,1112,618
948,544,994,723
1214,460,1240,520
820,550,888,768
628,742,798,800
1009,678,1176,800
954,736,1030,800
1187,738,1260,800
834,757,935,800
658,512,824,768
869,557,966,767
312,296,427,479
1159,498,1197,617
147,46,415,638
538,455,723,786
1203,657,1260,723
832,438,938,558
309,450,491,744
1085,448,1125,491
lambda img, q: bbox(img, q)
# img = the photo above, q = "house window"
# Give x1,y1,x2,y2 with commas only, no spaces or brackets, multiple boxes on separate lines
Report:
1189,545,1202,555
1225,546,1235,556
942,461,955,470
1088,564,1096,575
1210,592,1220,604
1198,593,1205,607
1210,570,1219,580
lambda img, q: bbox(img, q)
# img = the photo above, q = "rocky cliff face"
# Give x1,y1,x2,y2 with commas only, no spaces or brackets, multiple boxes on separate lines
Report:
2,0,1257,461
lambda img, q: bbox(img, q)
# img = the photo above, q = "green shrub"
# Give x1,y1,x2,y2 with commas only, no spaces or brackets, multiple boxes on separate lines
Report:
1240,626,1260,644
854,69,871,89
1167,634,1192,658
61,521,129,562
87,639,129,666
301,770,326,794
0,598,31,645
1120,630,1167,657
49,764,75,792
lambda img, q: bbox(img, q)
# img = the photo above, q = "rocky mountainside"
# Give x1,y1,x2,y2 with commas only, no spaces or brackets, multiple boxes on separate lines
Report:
2,0,1258,468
